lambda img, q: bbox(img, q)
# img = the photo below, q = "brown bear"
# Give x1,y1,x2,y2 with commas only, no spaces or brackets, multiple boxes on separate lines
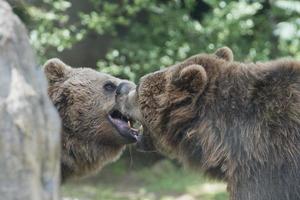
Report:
43,58,138,182
115,47,300,200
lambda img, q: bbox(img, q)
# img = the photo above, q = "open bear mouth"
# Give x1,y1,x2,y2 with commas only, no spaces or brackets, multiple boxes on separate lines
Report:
108,110,139,143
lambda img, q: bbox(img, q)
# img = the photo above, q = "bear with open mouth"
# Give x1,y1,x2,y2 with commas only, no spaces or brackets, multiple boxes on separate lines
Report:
44,58,139,182
114,47,300,200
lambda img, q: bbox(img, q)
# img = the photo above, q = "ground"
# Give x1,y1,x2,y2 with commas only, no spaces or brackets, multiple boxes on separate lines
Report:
62,151,228,200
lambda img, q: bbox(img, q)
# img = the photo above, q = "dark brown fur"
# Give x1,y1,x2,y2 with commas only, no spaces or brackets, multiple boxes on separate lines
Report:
116,47,300,200
44,58,135,182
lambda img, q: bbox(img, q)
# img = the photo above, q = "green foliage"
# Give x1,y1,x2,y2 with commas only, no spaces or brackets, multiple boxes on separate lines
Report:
62,160,228,200
26,0,84,59
16,0,300,81
96,0,300,81
79,1,151,35
98,1,204,81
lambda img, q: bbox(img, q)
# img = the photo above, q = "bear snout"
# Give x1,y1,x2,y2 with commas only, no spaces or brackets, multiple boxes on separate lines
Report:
116,82,135,96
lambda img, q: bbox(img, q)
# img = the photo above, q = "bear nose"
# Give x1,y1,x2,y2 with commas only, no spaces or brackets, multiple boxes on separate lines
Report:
116,82,133,95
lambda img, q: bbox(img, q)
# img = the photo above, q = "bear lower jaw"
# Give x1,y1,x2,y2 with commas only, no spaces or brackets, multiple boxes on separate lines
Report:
108,109,139,143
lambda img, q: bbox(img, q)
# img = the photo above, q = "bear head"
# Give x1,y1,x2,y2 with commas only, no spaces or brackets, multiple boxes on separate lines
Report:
114,47,233,157
44,58,138,181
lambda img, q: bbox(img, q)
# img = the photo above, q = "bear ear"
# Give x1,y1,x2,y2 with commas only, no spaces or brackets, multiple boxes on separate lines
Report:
173,64,207,94
43,58,71,83
214,46,233,61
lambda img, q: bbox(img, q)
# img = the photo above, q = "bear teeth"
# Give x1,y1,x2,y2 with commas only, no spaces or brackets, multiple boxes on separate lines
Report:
128,120,131,127
128,121,143,134
139,125,143,132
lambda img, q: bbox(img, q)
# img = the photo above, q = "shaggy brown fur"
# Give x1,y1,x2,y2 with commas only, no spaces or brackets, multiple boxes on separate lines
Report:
44,58,136,182
116,47,300,200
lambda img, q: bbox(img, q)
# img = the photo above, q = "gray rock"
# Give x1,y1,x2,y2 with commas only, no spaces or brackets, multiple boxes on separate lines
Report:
0,1,60,200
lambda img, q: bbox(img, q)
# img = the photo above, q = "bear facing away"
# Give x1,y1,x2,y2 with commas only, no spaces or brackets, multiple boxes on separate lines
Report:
44,59,138,182
115,47,300,200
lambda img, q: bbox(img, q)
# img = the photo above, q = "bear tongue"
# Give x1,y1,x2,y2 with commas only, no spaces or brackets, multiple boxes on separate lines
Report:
110,118,129,131
110,117,139,133
109,116,138,142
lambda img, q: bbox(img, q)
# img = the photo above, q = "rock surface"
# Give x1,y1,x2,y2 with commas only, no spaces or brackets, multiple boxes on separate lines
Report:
0,1,60,200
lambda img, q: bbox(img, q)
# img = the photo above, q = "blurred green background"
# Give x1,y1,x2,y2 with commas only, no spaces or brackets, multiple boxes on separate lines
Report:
10,0,300,199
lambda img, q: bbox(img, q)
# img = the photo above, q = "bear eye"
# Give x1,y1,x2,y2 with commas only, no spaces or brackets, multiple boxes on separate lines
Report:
103,81,117,92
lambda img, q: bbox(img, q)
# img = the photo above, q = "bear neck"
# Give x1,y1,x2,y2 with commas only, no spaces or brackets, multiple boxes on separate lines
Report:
177,59,300,181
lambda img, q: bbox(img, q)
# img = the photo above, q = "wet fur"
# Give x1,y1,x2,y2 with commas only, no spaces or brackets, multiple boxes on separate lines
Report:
134,49,300,199
45,59,130,182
